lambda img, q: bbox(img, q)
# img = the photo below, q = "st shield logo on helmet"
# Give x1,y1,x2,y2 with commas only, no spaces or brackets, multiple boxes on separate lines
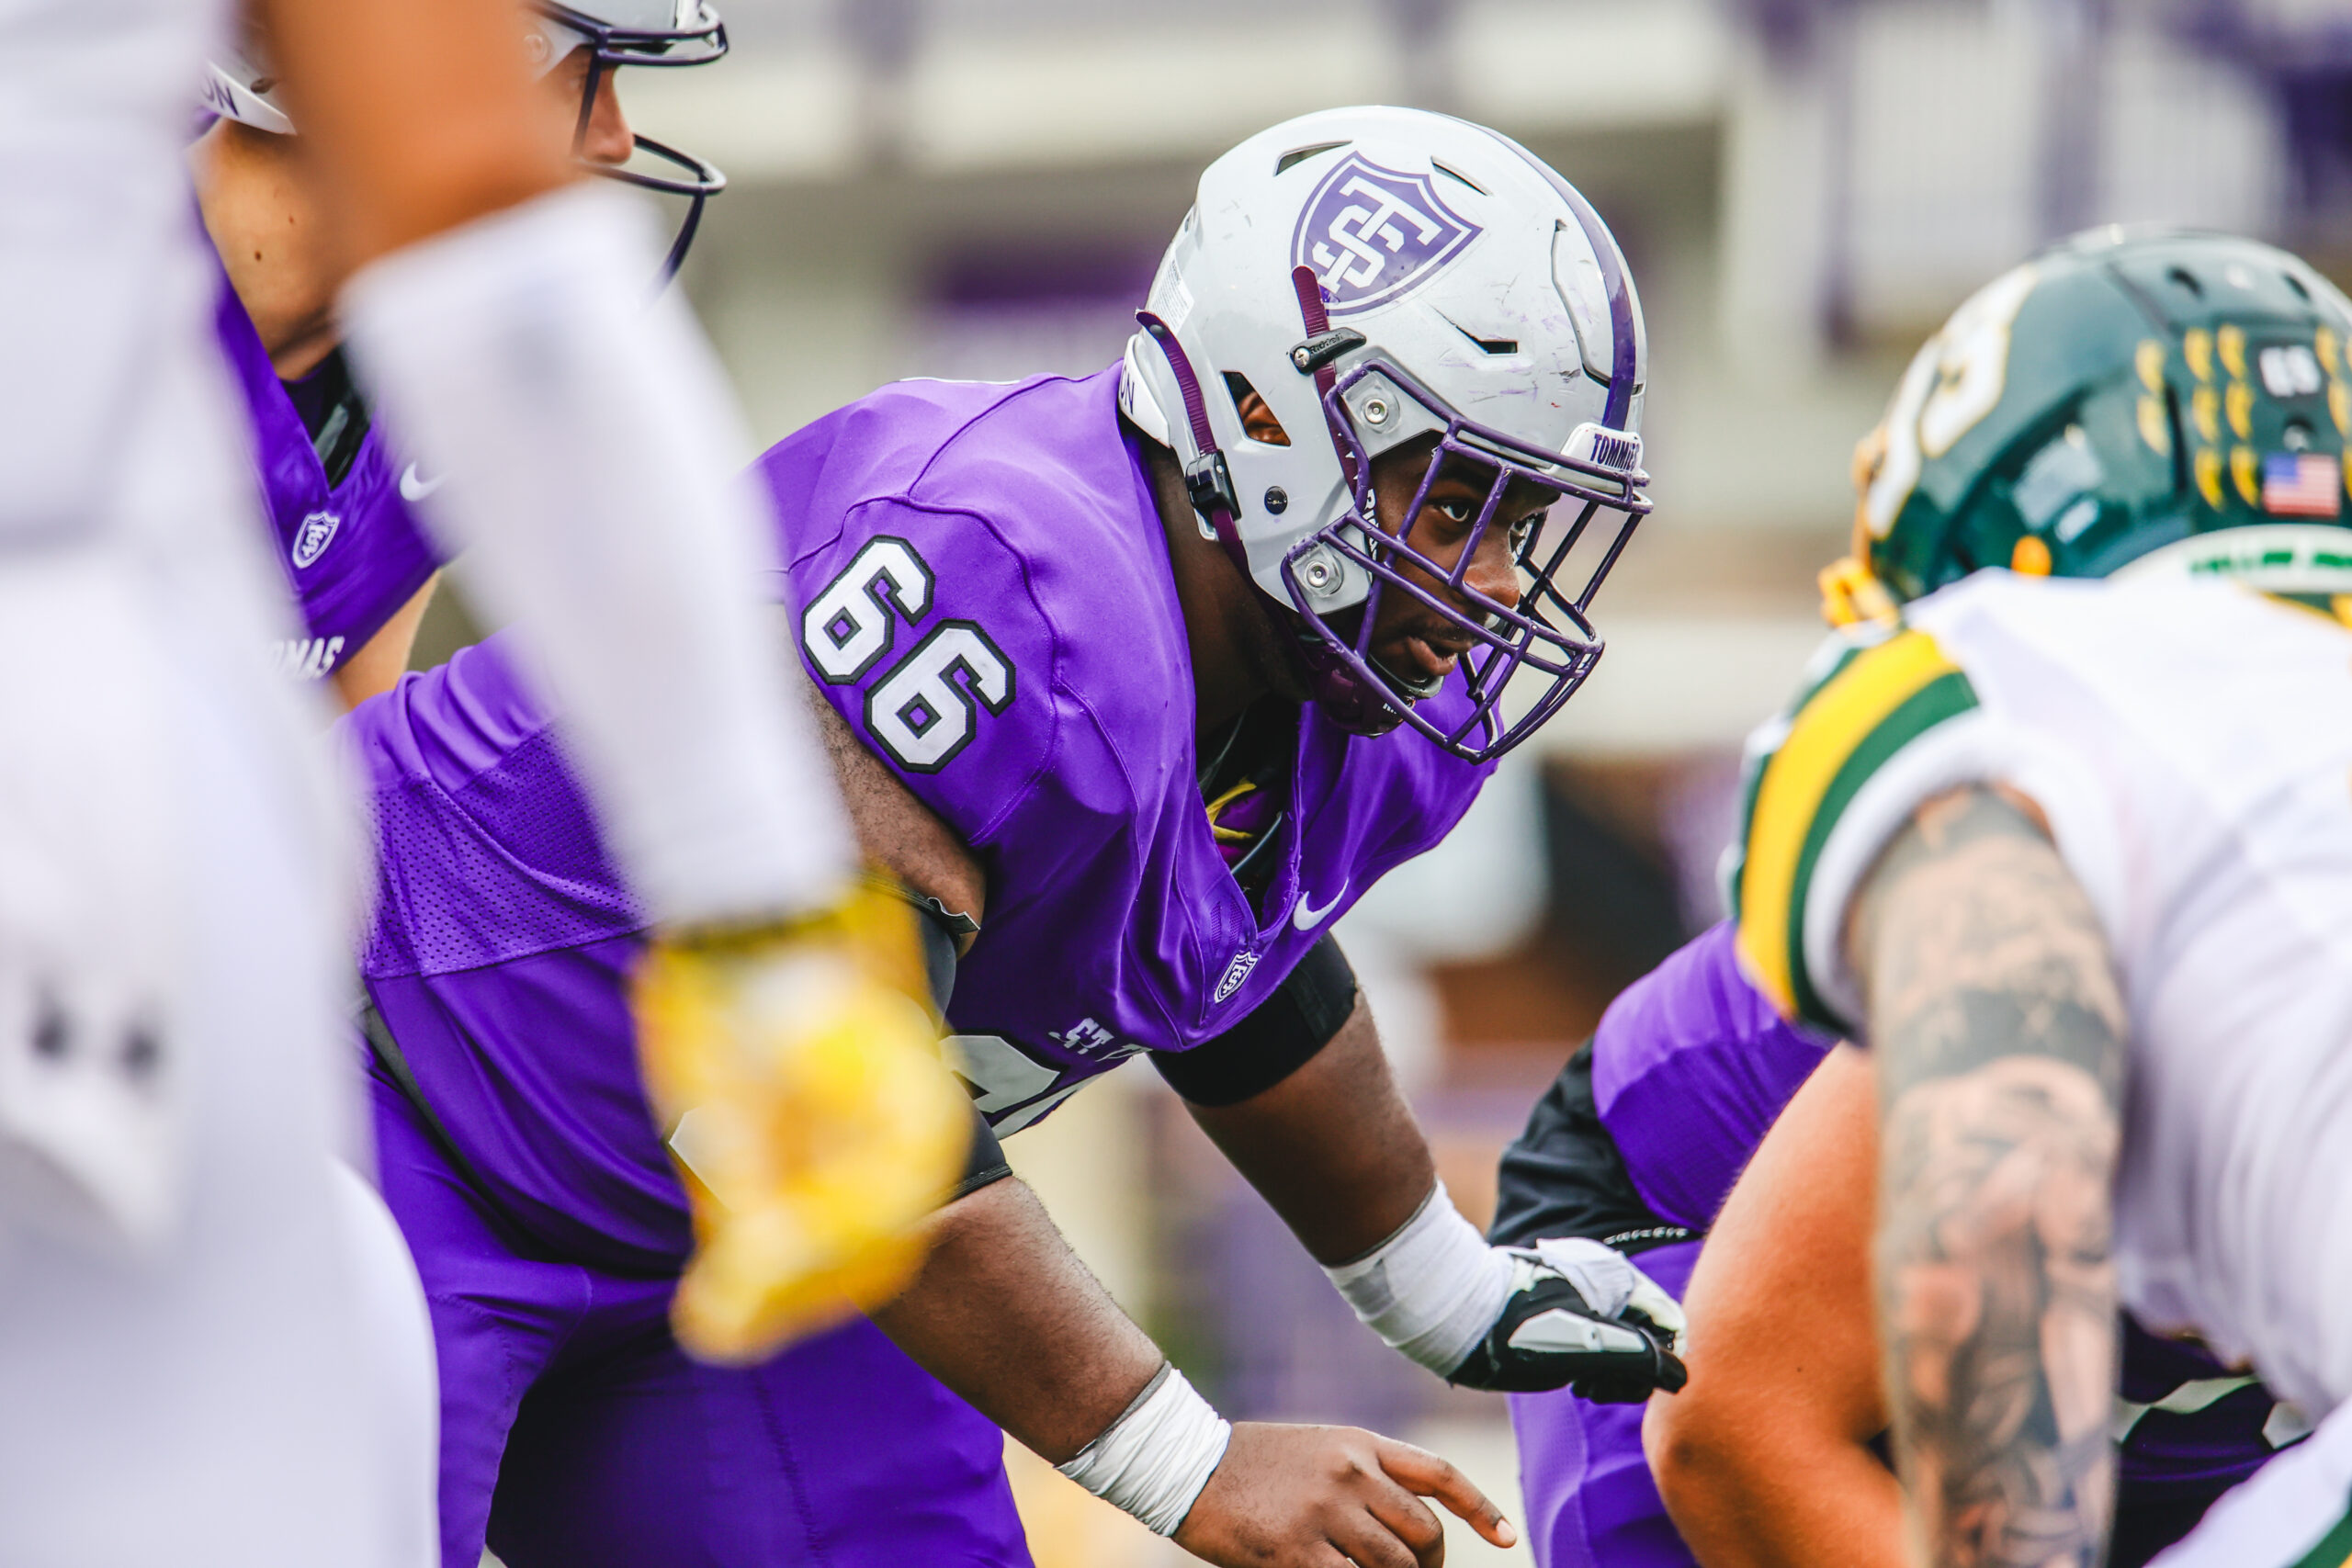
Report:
1291,153,1482,317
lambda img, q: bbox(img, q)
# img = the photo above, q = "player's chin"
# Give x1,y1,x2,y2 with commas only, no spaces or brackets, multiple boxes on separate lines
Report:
1371,630,1463,703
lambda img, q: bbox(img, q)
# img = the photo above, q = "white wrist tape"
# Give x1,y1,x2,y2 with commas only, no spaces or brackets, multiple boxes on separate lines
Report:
1057,1365,1232,1537
1323,1180,1514,1376
339,184,854,927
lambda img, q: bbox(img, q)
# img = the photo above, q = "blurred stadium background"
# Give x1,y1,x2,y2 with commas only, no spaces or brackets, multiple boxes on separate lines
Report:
444,1,2352,1561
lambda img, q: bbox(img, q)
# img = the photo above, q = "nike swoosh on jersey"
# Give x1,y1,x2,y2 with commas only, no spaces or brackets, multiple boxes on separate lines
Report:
1293,882,1348,931
399,463,447,502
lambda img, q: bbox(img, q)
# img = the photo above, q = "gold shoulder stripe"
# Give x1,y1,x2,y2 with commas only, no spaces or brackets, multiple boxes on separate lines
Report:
1736,629,1963,1016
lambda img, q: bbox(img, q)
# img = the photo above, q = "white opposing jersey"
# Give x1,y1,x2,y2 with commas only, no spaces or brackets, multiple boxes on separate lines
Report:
1732,571,2352,1420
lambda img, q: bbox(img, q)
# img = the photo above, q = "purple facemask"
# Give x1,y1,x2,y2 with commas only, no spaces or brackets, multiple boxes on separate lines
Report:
1138,267,1650,763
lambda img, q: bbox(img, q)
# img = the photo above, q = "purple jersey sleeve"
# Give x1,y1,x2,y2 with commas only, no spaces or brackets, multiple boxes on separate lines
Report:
345,636,685,1270
213,270,444,679
1589,922,1834,1233
763,367,1489,1131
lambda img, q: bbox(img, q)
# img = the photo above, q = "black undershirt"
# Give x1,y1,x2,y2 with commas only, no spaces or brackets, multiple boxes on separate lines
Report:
1488,1039,1692,1256
281,345,373,488
1197,696,1298,915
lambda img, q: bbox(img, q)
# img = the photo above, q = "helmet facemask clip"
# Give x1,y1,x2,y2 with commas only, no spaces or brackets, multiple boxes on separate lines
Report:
1290,329,1367,377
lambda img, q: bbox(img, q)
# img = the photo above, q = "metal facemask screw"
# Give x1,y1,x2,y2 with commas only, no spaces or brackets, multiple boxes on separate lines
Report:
1298,547,1343,598
1264,486,1289,514
1363,397,1391,425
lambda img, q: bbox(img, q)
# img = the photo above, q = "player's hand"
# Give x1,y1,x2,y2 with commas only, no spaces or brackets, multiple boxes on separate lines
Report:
632,881,971,1364
1447,1237,1689,1400
1174,1423,1514,1568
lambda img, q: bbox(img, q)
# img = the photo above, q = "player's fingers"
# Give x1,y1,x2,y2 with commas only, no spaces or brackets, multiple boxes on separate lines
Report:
1374,1439,1518,1550
1329,1506,1425,1568
1357,1468,1449,1566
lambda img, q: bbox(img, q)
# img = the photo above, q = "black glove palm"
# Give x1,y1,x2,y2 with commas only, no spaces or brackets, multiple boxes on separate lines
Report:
1447,1252,1689,1401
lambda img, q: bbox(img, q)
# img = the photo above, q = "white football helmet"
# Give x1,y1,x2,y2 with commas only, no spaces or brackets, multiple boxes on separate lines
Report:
1121,106,1650,761
203,0,728,278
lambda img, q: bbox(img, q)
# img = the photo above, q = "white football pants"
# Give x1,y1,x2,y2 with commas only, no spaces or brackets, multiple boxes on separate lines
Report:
0,541,424,1567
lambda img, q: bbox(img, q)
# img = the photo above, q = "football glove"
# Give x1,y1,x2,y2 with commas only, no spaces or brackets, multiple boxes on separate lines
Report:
1448,1236,1689,1401
633,881,972,1364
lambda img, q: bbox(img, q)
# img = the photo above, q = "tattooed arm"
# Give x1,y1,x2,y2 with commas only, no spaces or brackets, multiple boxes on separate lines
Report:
1845,784,2126,1568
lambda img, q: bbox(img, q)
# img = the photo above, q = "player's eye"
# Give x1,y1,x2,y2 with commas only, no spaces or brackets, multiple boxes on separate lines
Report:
1509,511,1545,551
1433,496,1478,525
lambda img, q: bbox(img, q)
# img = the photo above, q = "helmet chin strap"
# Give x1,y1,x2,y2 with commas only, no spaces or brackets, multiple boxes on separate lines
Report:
1133,304,1407,739
1134,312,1252,582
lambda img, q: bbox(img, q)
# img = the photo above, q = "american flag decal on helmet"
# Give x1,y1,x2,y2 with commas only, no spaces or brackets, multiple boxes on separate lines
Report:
1291,154,1481,317
2262,452,2343,518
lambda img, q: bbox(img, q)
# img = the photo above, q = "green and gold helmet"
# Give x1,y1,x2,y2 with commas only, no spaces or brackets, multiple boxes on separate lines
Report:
1823,229,2352,627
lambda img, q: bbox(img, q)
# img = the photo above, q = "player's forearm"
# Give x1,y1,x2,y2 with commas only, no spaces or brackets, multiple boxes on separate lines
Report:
1849,787,2126,1568
336,189,856,926
1648,1411,1904,1568
868,1177,1163,1464
1191,1000,1683,1395
1649,1046,1904,1568
1185,996,1435,1265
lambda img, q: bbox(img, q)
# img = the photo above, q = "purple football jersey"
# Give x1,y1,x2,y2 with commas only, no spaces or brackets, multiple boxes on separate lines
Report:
345,635,680,1269
348,646,1032,1564
762,366,1491,1129
214,273,443,680
345,367,1493,1239
1590,922,1833,1232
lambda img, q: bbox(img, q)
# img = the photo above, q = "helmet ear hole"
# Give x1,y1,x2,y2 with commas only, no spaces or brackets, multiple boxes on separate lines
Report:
1275,141,1350,176
1222,375,1292,447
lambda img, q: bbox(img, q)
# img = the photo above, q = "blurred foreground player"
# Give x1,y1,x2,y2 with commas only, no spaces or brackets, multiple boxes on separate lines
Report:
246,5,965,1365
1708,229,2352,1568
0,1,956,1563
350,107,1677,1567
197,0,736,701
195,24,727,1556
196,43,461,1568
1499,229,2351,1568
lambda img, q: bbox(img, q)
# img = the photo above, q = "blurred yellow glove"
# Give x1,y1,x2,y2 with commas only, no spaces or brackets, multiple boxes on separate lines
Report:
633,882,972,1364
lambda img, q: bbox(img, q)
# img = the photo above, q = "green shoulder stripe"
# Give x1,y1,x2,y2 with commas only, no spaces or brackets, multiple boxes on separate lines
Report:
2287,1493,2352,1568
1721,631,1877,908
1735,629,1979,1030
